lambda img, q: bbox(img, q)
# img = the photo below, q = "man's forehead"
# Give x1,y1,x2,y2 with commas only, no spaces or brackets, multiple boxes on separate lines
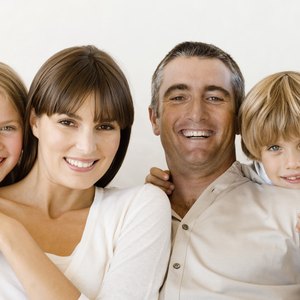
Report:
160,56,233,95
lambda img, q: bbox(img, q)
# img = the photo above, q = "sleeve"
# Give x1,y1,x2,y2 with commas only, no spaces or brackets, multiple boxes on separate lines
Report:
96,183,171,300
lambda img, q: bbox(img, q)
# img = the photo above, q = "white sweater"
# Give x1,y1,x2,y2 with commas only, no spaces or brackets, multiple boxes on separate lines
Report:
0,184,171,300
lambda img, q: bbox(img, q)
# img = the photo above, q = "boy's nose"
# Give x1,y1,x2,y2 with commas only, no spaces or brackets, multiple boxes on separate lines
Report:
286,150,300,169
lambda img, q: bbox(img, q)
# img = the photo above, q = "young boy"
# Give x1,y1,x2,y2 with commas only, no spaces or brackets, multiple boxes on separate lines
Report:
240,71,300,189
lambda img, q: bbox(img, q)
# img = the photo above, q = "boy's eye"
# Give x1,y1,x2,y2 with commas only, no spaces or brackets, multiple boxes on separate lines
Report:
267,145,281,151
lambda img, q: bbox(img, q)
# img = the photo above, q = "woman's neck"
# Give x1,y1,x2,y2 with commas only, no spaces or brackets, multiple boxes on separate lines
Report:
0,163,95,219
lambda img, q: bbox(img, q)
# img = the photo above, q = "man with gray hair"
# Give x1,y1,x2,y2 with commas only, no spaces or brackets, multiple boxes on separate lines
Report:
147,41,300,299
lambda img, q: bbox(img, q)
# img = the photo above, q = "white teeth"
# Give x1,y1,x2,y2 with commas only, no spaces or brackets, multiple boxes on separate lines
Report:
182,130,212,138
66,158,94,168
286,176,300,180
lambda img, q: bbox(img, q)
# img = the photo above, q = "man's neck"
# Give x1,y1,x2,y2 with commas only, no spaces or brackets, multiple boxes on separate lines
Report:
169,160,235,218
169,174,214,218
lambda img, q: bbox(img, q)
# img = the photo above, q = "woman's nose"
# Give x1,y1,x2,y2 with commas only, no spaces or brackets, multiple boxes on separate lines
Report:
75,129,97,154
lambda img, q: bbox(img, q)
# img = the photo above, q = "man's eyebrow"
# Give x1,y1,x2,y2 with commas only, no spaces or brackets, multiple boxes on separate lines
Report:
163,84,190,98
205,85,231,97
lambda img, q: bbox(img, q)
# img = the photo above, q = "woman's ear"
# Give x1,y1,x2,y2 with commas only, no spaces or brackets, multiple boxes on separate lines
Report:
148,106,161,136
30,109,39,138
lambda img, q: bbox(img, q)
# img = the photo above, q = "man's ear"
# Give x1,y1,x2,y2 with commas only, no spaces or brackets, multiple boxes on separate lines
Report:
30,109,39,138
148,106,160,136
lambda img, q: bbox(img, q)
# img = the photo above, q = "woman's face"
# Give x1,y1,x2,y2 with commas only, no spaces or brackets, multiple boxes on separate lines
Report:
0,93,23,182
31,95,121,190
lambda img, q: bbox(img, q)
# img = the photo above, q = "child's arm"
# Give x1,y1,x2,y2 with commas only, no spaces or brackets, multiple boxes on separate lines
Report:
0,211,80,300
145,167,175,195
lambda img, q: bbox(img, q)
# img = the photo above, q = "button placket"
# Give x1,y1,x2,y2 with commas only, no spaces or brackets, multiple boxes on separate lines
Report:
173,263,181,269
182,223,189,230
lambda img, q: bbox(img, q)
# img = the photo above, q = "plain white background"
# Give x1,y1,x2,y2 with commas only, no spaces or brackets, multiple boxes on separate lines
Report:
1,0,300,187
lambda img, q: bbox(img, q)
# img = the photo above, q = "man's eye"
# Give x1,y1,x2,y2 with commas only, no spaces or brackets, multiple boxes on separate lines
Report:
170,96,185,101
267,145,281,151
207,96,223,102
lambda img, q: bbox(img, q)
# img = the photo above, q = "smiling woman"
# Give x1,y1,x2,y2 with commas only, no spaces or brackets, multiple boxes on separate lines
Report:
0,45,171,300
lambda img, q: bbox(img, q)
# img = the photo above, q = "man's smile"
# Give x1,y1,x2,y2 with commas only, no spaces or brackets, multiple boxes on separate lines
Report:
180,129,214,138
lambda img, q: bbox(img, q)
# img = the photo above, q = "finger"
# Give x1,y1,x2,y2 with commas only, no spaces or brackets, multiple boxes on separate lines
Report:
150,167,170,181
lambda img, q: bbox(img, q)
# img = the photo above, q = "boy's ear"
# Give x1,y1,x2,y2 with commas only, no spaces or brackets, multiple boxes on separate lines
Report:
148,106,161,136
30,109,39,138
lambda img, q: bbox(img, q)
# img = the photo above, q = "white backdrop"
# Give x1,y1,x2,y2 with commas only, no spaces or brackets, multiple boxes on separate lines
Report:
1,0,300,187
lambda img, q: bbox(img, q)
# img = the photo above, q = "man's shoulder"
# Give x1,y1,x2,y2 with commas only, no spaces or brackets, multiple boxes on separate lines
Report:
220,162,300,204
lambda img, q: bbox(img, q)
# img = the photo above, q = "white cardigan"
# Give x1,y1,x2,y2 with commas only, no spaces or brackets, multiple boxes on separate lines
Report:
0,184,171,300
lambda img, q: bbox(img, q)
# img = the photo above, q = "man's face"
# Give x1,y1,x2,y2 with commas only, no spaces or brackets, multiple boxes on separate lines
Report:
149,56,237,175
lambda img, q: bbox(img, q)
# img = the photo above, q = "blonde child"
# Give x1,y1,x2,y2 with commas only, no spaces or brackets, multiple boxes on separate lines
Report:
240,71,300,188
0,62,27,185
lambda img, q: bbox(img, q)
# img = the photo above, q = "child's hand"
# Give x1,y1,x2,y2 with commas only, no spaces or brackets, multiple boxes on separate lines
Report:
145,167,175,195
296,213,300,232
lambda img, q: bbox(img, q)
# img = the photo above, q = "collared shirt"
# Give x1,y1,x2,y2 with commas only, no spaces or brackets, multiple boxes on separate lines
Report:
160,161,300,300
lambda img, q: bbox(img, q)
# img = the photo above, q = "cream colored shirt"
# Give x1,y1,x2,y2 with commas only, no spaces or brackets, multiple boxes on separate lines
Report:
0,184,171,300
160,161,300,300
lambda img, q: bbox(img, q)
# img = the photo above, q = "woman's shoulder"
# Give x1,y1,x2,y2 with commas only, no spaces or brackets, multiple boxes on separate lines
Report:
94,184,170,214
98,183,168,199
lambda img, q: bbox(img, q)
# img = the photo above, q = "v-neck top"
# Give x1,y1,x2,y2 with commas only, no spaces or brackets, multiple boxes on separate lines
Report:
0,184,171,299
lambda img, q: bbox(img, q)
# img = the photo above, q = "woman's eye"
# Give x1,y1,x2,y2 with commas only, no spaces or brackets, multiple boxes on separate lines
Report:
268,145,281,151
58,119,75,127
97,123,115,130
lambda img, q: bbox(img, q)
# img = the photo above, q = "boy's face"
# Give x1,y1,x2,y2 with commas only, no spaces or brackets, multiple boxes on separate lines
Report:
261,138,300,189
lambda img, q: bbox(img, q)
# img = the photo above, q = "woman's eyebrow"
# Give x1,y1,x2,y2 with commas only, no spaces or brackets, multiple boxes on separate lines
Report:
60,112,82,120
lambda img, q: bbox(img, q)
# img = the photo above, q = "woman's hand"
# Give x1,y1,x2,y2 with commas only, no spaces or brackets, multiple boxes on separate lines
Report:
145,167,174,195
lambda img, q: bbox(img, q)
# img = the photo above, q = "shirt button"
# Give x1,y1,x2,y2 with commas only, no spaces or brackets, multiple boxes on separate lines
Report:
182,224,189,230
173,263,181,269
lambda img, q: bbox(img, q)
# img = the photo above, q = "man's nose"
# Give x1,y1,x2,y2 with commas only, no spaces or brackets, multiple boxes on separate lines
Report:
187,99,206,122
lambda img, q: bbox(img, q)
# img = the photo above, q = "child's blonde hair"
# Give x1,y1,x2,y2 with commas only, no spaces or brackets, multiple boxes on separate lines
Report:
239,71,300,160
